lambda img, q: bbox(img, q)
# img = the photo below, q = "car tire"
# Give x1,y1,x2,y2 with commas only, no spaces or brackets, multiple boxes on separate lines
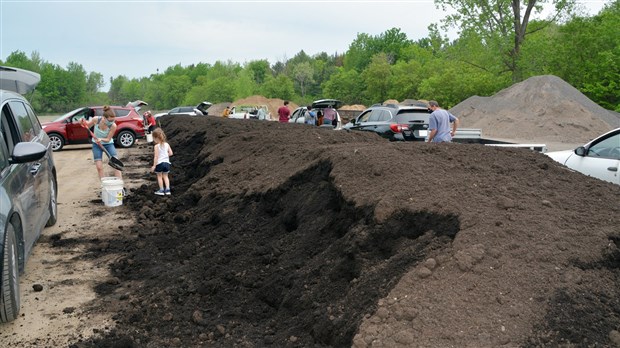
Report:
116,130,135,148
45,174,58,227
47,133,64,151
1,223,20,323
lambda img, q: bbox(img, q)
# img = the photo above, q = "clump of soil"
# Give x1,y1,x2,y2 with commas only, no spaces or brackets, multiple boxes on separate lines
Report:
450,75,619,143
73,111,619,348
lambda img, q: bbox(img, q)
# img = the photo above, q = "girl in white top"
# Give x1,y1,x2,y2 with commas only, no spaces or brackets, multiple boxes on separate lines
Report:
150,128,174,195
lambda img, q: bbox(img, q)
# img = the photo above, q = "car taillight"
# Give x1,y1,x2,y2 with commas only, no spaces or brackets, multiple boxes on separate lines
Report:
390,124,409,133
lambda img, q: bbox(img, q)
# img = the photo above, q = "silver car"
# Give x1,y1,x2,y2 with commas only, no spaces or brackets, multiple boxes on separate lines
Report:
0,66,58,323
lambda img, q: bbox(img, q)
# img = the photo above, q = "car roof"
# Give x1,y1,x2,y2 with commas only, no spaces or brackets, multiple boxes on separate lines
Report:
366,103,428,111
0,66,41,94
312,99,342,109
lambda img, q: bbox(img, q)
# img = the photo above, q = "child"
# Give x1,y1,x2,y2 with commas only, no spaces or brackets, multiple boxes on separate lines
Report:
150,128,173,195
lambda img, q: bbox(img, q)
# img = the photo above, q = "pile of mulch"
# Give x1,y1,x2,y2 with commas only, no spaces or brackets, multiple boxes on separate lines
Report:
73,115,619,348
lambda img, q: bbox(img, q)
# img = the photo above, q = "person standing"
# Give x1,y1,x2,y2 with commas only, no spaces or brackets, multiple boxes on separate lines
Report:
305,105,317,125
144,111,156,133
222,106,231,118
257,106,267,120
427,100,459,143
278,100,291,123
80,105,122,179
151,128,174,196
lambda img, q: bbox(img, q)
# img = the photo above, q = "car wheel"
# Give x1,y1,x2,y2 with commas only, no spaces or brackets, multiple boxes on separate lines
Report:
1,223,20,323
116,130,135,148
45,174,58,227
47,133,64,151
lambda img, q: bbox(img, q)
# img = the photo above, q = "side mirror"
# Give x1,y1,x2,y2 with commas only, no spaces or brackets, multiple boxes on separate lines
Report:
574,146,586,156
10,142,47,164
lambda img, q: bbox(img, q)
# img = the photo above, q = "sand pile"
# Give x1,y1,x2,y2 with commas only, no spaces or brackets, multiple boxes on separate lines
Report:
450,75,619,143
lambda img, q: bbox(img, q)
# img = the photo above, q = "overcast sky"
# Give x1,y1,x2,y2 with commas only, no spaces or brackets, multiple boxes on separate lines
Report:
0,0,611,86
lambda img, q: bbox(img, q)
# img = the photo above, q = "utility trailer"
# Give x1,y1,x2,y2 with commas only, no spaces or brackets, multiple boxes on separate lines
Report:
450,128,548,153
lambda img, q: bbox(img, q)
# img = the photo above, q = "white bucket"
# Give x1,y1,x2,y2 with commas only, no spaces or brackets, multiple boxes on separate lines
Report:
146,133,153,143
101,177,125,207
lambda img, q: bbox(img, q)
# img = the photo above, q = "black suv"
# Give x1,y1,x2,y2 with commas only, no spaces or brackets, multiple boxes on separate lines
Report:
343,103,431,141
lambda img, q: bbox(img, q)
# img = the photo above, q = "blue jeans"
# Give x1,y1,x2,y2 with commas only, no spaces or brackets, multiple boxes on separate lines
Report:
92,142,117,161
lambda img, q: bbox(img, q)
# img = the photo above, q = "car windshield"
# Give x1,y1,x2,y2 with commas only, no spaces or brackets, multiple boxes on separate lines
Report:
53,107,84,122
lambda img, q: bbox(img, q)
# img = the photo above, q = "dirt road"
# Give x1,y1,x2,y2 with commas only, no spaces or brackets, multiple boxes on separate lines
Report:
1,143,144,347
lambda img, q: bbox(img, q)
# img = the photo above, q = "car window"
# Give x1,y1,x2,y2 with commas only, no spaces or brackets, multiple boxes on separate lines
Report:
356,111,372,123
588,132,620,160
8,101,36,142
181,107,194,113
71,109,91,123
169,108,180,114
0,106,19,154
24,103,42,134
0,134,8,171
368,109,391,122
378,110,392,122
367,110,381,122
94,108,103,117
291,108,303,121
395,110,430,123
115,109,130,117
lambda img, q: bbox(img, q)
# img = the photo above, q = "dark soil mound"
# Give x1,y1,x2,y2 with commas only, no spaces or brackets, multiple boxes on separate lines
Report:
74,117,620,347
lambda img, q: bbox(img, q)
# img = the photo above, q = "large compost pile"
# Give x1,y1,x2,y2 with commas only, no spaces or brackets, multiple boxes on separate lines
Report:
73,109,619,347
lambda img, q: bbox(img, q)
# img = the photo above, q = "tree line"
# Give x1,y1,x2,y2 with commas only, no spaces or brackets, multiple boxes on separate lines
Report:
2,0,618,113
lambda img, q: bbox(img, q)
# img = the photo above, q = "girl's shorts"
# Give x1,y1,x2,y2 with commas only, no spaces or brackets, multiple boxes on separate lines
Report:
155,162,171,173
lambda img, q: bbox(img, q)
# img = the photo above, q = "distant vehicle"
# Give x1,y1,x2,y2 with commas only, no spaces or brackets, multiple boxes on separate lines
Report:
154,102,212,119
546,128,620,185
228,105,271,120
343,103,430,141
0,66,58,323
289,99,344,129
42,104,146,151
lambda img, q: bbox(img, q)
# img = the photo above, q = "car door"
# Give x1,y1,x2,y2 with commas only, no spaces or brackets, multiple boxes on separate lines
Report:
0,101,47,247
565,131,620,185
65,107,91,142
360,109,393,139
289,108,306,124
348,110,373,131
168,107,181,116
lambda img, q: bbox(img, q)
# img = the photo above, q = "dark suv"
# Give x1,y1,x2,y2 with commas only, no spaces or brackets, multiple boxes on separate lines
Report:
344,103,431,141
42,105,146,151
1,66,58,323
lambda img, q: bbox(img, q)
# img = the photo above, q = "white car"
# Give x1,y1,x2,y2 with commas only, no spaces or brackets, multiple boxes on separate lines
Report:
546,128,620,185
154,101,212,119
229,105,270,120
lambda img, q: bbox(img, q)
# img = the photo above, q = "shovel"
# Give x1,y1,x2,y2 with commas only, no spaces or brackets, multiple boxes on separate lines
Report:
81,123,124,171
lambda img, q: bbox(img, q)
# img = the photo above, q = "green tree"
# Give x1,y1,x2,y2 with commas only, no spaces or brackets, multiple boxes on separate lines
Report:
435,0,576,82
203,76,236,103
4,50,40,72
246,59,271,84
292,62,314,97
260,74,295,100
235,68,258,99
322,68,364,105
389,60,424,101
362,53,392,104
